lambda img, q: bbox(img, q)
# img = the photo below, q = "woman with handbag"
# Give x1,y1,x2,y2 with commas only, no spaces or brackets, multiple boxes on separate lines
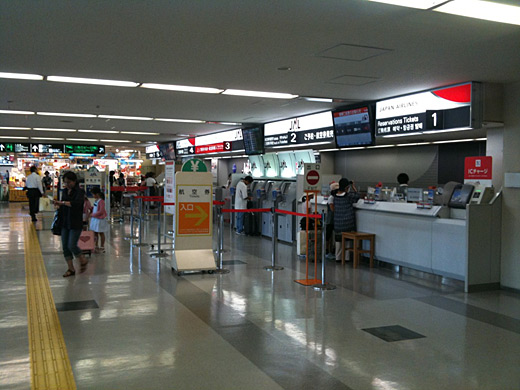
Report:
53,171,88,277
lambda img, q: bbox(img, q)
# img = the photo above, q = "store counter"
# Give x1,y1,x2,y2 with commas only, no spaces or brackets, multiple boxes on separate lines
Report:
354,198,501,292
9,188,28,202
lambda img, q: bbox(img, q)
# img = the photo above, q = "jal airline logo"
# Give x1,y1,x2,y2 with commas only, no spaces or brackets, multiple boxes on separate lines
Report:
376,83,472,119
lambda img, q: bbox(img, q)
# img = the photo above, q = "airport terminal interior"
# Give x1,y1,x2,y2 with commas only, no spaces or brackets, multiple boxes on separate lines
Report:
2,1,520,389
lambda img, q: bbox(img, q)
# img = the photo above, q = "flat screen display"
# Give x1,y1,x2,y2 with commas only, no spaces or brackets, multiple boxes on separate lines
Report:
242,126,265,155
158,142,176,160
448,184,474,209
333,106,375,148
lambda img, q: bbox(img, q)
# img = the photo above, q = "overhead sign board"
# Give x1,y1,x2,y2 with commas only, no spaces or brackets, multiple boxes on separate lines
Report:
0,143,31,153
176,129,244,156
31,144,64,153
64,144,105,154
145,144,164,159
465,156,492,181
375,82,477,137
264,111,334,148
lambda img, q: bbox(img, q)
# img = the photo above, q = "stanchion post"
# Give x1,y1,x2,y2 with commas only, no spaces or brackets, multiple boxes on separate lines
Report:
133,197,149,248
214,206,230,274
124,194,138,240
265,206,283,271
151,200,168,258
314,212,336,291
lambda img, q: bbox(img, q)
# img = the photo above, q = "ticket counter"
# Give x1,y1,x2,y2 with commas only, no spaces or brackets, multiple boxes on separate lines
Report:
354,196,502,292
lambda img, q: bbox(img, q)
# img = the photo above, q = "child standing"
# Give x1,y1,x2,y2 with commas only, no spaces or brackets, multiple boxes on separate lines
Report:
89,187,108,253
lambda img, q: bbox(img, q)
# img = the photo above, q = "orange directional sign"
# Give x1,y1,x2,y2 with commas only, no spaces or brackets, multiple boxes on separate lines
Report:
176,185,212,236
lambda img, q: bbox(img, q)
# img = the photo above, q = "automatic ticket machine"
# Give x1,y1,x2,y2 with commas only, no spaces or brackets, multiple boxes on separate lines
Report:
261,180,281,238
277,181,297,243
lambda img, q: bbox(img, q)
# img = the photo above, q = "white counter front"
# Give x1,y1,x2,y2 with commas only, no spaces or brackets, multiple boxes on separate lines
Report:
354,199,501,292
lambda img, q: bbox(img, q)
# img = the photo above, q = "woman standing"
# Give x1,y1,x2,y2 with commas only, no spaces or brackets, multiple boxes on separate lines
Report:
54,171,88,277
332,178,360,261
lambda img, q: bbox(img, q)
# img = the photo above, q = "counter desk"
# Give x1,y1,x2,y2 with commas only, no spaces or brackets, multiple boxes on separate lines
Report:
354,198,502,293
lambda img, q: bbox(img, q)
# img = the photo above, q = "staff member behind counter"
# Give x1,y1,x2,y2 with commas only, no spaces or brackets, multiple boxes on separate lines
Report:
25,166,44,222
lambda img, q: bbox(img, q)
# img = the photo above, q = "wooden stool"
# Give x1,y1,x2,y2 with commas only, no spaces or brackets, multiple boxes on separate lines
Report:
341,232,375,268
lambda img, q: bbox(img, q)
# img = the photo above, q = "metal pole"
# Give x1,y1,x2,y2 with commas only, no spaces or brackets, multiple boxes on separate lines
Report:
214,206,230,274
265,206,283,271
151,201,168,258
124,195,138,240
133,197,149,247
314,212,336,291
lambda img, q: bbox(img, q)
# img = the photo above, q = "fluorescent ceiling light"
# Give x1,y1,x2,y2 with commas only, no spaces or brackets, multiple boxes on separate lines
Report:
47,75,139,87
422,127,472,134
217,122,241,126
33,128,76,132
396,142,432,146
120,131,160,135
369,144,396,148
155,118,205,123
37,111,96,118
434,0,520,26
0,136,29,139
67,138,99,142
475,137,486,141
0,72,44,80
432,138,476,144
320,148,339,152
222,89,298,99
0,109,34,115
78,129,119,134
99,139,132,143
31,137,65,141
303,97,334,103
367,0,448,9
141,83,223,94
340,147,367,150
0,126,31,130
98,115,153,121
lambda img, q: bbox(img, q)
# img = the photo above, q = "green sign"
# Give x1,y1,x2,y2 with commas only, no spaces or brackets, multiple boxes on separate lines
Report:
64,144,105,154
181,158,208,172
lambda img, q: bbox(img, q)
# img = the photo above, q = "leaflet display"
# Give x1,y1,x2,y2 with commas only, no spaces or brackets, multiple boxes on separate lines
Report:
376,82,477,137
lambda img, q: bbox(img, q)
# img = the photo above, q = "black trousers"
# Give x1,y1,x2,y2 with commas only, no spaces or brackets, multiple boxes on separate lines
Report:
27,188,41,219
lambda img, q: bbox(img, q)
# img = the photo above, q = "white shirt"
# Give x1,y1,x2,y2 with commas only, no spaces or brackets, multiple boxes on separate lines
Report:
26,172,43,194
234,180,248,210
145,177,156,187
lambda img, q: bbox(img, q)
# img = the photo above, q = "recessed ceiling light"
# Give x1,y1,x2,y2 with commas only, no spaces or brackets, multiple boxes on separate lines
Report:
0,126,31,130
434,0,520,26
98,115,153,121
0,109,35,115
78,129,119,134
155,118,205,123
222,89,298,99
31,137,65,141
0,72,44,80
303,97,334,103
37,112,96,118
33,128,76,132
0,136,29,139
67,138,100,142
140,83,223,94
47,75,139,87
367,0,447,9
99,139,132,143
277,67,292,71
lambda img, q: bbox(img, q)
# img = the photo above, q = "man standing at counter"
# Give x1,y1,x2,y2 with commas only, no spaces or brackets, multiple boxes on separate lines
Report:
331,178,360,261
25,166,44,222
235,176,253,235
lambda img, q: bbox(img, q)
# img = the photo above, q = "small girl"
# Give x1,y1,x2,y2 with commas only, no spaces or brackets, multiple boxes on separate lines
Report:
89,187,108,253
83,196,92,229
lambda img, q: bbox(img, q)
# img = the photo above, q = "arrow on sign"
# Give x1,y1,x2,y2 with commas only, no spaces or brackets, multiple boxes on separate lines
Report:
0,144,4,151
99,147,104,153
32,145,38,152
185,205,208,226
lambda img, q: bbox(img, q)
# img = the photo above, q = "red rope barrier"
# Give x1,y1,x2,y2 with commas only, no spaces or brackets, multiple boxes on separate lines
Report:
111,186,147,192
135,196,164,201
162,202,175,206
222,208,271,213
275,209,321,219
213,201,225,205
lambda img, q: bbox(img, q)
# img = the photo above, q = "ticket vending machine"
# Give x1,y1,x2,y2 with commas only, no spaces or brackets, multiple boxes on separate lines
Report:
277,181,297,243
261,180,280,238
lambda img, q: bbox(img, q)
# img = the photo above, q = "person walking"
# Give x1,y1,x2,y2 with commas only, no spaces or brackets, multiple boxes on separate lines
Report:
234,176,253,235
42,171,53,191
25,166,44,222
89,187,108,253
331,178,360,261
54,171,88,277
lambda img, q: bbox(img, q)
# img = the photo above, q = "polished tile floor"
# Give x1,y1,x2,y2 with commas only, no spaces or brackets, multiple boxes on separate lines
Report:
1,202,520,390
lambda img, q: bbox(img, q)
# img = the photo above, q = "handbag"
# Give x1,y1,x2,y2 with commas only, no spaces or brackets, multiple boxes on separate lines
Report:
51,209,63,236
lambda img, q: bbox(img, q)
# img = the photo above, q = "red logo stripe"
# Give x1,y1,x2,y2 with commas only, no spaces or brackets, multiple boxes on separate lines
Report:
433,83,471,103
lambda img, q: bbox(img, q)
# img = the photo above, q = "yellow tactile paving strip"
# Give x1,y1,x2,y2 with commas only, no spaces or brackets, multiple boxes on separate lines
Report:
23,218,77,390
